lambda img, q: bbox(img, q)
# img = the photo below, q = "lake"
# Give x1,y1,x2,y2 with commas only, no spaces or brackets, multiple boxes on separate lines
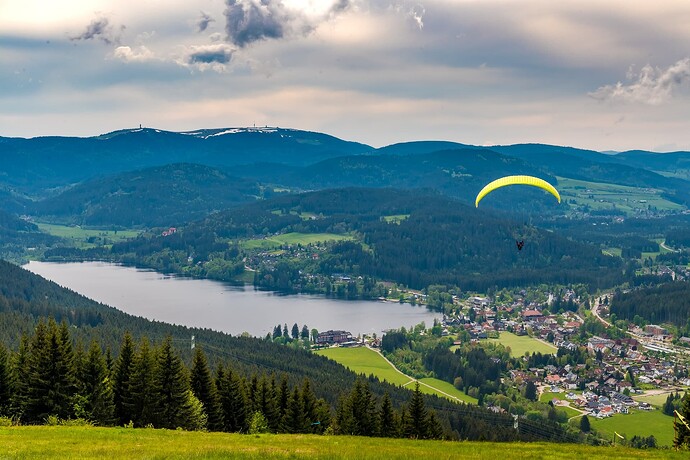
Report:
23,261,441,338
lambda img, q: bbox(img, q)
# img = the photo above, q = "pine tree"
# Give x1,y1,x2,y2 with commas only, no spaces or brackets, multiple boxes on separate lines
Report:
277,374,290,422
284,386,305,433
291,323,299,340
112,332,136,426
218,366,248,432
190,347,223,431
300,378,318,433
154,336,195,430
81,340,115,425
300,325,310,340
25,319,76,422
0,343,10,416
253,375,278,432
9,334,30,418
124,337,157,427
407,382,428,439
378,392,395,437
675,392,690,449
580,414,591,433
663,393,675,416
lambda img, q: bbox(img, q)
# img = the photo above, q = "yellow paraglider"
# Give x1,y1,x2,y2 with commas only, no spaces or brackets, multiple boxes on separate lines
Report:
475,175,560,207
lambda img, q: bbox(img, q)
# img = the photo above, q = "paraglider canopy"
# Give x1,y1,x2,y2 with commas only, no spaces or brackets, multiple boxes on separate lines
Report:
475,175,561,207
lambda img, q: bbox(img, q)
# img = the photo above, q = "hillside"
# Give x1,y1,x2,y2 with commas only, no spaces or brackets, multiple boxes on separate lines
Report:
0,127,373,194
30,163,264,227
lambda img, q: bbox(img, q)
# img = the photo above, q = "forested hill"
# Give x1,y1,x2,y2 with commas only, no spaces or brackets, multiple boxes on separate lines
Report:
31,163,264,228
108,188,624,291
0,127,372,194
274,149,558,209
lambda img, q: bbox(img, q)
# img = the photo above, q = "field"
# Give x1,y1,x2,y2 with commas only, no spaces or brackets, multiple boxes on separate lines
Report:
485,332,558,358
418,377,478,404
1,426,687,460
315,347,477,404
36,223,141,248
557,177,685,215
240,232,353,250
315,347,411,386
589,409,676,447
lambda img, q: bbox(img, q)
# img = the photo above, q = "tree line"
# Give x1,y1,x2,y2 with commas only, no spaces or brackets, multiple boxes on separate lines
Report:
0,317,445,440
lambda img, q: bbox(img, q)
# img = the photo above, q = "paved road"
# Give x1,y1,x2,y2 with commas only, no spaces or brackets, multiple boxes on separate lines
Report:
367,346,473,404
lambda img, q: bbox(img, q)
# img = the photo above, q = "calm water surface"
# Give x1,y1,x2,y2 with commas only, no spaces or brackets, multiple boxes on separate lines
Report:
23,261,441,338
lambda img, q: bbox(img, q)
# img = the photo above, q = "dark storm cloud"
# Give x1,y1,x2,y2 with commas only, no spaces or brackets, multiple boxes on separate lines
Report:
197,11,215,33
188,47,233,64
70,18,118,45
224,0,288,47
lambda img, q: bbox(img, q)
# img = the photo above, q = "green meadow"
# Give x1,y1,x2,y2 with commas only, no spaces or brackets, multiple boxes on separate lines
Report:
315,347,477,404
240,232,353,250
36,223,141,248
1,426,687,459
557,177,685,215
315,347,412,386
589,409,675,447
486,331,558,358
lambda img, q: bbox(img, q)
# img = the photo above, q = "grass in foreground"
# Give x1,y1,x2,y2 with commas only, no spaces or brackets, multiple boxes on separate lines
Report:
1,426,687,460
486,332,557,358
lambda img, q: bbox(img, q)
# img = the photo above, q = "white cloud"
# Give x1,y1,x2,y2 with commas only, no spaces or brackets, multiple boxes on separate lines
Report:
590,58,690,105
113,45,156,63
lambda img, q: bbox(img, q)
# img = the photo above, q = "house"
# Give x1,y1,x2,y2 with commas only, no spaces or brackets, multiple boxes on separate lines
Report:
522,309,542,319
316,330,353,345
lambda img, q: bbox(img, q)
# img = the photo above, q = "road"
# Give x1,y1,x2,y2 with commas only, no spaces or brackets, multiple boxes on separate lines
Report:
591,294,612,328
367,346,473,404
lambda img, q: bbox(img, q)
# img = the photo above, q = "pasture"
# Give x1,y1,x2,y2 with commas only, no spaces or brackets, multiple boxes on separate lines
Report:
240,232,353,250
486,331,557,358
589,408,675,447
315,346,411,386
36,223,140,248
557,177,685,215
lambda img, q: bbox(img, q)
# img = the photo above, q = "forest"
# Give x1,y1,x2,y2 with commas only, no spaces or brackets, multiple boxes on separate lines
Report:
610,282,690,332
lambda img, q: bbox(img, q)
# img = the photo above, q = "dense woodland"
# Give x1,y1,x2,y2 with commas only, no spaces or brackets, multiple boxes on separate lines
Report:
610,282,690,332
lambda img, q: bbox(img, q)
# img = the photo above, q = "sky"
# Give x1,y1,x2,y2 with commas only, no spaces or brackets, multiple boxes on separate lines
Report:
2,0,690,151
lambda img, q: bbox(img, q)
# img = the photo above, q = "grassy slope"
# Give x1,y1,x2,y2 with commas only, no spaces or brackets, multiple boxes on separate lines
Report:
1,426,686,459
590,409,676,447
315,347,478,404
315,347,412,386
557,176,685,214
36,223,141,248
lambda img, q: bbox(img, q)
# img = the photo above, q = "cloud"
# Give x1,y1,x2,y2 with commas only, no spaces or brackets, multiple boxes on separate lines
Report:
197,11,215,33
70,18,121,45
224,0,288,47
113,45,156,63
590,58,690,105
182,44,235,72
223,0,354,47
